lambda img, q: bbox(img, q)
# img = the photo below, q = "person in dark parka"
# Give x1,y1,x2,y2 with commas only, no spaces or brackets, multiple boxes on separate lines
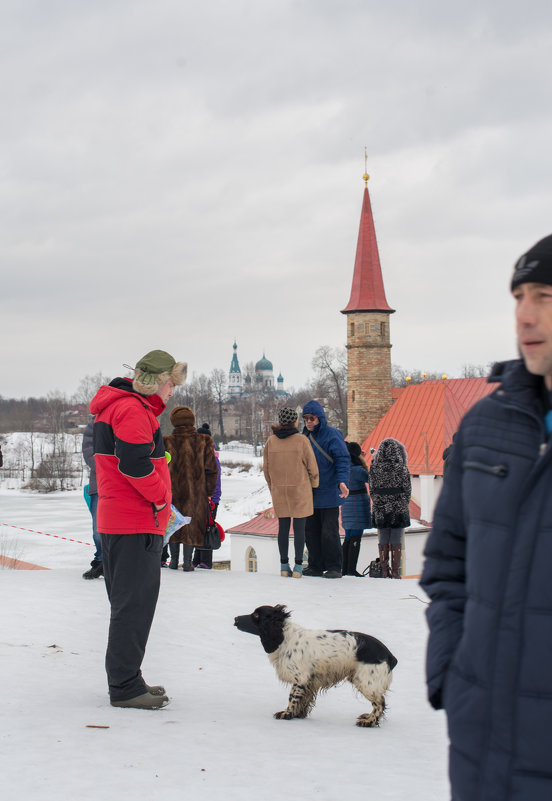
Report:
82,417,103,579
442,432,457,475
341,441,371,576
420,233,552,801
302,400,350,579
369,438,411,578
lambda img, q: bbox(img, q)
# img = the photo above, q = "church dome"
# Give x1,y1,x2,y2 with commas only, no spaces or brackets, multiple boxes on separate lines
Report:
255,354,273,371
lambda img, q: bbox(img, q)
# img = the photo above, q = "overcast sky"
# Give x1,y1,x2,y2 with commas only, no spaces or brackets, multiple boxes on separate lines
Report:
2,0,552,400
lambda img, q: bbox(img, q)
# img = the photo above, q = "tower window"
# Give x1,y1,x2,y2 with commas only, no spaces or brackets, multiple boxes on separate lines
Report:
350,323,355,337
352,390,356,402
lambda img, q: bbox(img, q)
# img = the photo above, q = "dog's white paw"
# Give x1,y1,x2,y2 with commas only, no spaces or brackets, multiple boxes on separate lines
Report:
274,710,292,720
356,713,380,728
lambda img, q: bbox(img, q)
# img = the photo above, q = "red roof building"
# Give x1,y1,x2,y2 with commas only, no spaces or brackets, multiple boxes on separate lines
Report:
361,377,496,476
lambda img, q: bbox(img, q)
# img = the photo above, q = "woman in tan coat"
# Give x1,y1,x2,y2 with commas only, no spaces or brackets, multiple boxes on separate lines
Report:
263,407,319,578
164,406,219,572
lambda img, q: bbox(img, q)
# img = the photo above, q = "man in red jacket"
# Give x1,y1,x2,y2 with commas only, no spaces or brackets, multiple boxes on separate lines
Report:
90,350,186,709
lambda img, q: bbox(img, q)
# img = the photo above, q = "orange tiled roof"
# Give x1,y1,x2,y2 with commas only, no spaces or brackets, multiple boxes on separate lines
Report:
362,377,496,476
228,508,347,537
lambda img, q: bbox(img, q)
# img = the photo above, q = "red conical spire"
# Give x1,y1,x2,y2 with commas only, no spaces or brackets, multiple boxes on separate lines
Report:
341,177,394,314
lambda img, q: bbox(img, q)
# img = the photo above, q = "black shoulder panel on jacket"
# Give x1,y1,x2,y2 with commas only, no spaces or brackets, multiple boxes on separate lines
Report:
94,420,115,456
115,438,155,479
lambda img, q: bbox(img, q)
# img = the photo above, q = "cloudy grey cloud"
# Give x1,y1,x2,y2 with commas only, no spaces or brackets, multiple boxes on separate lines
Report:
2,0,552,399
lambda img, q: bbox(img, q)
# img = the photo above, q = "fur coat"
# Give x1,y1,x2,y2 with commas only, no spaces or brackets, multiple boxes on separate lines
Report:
164,427,219,546
368,438,411,530
263,428,319,519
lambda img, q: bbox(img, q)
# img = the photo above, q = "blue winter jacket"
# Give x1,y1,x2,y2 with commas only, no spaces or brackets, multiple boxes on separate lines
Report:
420,360,552,801
302,401,350,508
341,464,371,530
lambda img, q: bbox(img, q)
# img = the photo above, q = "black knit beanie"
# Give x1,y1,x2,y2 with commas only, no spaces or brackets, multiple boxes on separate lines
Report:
511,235,552,291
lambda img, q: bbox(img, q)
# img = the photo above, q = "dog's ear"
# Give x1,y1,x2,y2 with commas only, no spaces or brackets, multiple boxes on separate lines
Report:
256,605,290,654
273,604,291,620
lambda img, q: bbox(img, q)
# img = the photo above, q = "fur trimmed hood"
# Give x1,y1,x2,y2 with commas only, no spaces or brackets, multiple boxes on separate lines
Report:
369,438,411,529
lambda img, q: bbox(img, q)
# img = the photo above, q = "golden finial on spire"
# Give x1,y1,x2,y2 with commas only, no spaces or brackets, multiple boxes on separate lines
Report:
362,146,370,186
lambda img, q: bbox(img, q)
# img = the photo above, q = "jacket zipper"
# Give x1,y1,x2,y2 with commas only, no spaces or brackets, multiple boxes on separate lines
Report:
463,460,509,478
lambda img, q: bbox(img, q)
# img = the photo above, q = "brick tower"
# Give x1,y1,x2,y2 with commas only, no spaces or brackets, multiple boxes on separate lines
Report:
341,169,394,443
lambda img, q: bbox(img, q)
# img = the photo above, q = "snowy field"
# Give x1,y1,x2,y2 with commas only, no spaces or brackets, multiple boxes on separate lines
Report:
0,453,449,801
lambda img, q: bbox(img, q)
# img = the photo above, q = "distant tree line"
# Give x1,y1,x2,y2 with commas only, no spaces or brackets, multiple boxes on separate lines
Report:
391,362,493,387
0,355,494,442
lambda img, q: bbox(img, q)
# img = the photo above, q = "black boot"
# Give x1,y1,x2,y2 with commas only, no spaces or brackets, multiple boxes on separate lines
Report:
348,536,363,577
342,539,351,575
391,544,402,579
182,544,195,572
82,560,103,580
169,543,180,569
379,544,390,578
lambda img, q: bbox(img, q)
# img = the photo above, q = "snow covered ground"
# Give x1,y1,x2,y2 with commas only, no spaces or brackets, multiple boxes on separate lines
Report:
0,455,449,801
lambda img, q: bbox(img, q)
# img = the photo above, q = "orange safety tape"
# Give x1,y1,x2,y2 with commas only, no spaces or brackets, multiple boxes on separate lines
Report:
0,523,92,547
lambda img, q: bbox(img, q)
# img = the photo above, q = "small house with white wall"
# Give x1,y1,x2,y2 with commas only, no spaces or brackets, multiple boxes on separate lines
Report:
228,502,430,578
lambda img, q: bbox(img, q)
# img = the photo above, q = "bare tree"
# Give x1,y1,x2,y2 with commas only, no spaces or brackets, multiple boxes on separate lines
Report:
45,393,67,456
460,363,493,378
311,346,347,432
210,368,227,440
72,373,112,406
391,365,445,387
159,373,215,436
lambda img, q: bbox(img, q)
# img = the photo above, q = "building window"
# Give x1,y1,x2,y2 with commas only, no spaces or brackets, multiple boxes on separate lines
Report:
350,323,355,337
246,546,258,572
352,390,356,402
357,323,365,334
380,322,386,336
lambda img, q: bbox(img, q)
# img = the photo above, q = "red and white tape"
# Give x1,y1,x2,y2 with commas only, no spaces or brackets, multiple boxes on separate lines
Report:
0,523,92,547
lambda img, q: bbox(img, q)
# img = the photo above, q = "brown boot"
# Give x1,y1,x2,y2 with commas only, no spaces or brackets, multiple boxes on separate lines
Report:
390,544,402,578
379,545,390,578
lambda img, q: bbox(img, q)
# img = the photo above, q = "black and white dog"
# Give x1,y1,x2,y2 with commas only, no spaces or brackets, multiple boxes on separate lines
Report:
234,604,397,727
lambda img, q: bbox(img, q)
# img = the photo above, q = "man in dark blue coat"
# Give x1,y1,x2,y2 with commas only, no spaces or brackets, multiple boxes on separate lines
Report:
302,400,350,578
82,417,103,579
421,234,552,801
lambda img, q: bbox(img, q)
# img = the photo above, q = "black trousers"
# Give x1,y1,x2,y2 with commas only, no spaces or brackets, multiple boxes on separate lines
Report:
305,507,342,573
101,533,162,702
277,517,307,565
192,502,219,567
